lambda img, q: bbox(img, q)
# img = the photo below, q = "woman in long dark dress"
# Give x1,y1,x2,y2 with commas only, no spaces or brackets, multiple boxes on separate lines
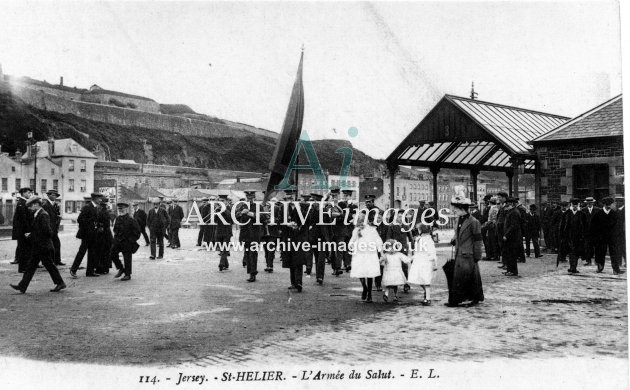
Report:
446,195,484,307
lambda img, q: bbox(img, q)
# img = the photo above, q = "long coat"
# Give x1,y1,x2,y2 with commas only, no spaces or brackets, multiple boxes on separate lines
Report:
589,208,617,244
168,204,184,229
561,209,587,255
12,196,32,240
133,208,148,229
147,207,169,232
237,202,264,243
113,214,141,253
96,206,114,269
213,209,233,244
30,209,54,258
77,202,99,241
449,214,484,305
42,199,60,233
281,202,314,268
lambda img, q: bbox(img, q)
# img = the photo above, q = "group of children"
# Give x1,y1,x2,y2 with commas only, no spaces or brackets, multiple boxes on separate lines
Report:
348,214,438,304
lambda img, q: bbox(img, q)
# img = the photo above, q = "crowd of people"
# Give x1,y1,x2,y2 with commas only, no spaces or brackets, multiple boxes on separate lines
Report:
7,185,626,309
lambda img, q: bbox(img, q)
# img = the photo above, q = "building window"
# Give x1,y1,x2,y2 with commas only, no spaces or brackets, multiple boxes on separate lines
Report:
41,179,47,193
15,178,21,190
80,160,86,172
80,179,86,193
69,159,75,172
65,201,78,214
573,164,609,202
1,178,7,192
51,168,55,175
69,179,75,192
53,179,59,191
11,166,15,172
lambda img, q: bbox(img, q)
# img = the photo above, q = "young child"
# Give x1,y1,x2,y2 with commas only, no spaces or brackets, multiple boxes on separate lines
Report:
380,239,411,303
408,223,438,306
349,214,383,303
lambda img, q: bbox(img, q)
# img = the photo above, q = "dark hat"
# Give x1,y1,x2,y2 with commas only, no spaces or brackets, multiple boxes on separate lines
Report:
116,202,129,209
506,197,519,204
560,201,569,207
283,189,296,195
329,186,340,194
101,197,109,203
341,189,354,195
26,196,42,206
218,194,229,200
46,189,60,196
83,196,92,201
166,199,173,204
497,192,509,198
602,196,614,205
200,197,210,202
529,204,538,210
310,193,323,201
364,194,376,201
244,190,256,196
483,194,493,202
90,192,103,199
570,198,581,205
585,197,595,203
18,187,33,194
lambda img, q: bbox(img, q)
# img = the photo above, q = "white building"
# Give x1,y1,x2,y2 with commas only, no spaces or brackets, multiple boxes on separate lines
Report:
0,138,97,221
381,177,432,209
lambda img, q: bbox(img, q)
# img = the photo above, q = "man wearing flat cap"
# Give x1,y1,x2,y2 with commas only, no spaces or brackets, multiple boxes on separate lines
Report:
559,198,587,274
590,197,624,275
582,197,600,266
10,196,66,293
110,203,141,281
43,190,63,266
70,192,103,278
12,187,33,273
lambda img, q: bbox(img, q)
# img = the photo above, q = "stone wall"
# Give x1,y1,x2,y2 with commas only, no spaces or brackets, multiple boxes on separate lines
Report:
0,80,278,139
536,139,624,203
81,92,160,113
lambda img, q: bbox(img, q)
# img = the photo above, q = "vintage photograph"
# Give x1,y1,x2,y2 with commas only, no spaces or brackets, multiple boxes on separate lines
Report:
0,1,627,389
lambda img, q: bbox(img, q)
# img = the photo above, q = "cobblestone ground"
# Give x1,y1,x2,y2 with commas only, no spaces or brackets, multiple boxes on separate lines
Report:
0,228,627,368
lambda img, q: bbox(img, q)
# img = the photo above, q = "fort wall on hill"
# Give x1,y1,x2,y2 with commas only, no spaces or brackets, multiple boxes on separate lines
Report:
0,80,279,140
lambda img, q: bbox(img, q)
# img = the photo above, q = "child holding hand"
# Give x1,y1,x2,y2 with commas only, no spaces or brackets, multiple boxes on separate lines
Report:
380,239,411,303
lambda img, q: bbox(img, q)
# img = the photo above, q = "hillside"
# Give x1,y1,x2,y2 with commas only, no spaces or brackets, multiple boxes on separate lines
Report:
0,91,383,175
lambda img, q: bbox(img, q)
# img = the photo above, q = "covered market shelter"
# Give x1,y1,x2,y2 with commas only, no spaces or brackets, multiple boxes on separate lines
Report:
385,94,570,206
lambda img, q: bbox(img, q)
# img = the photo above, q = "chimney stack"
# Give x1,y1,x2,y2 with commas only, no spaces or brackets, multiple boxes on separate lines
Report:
60,76,63,86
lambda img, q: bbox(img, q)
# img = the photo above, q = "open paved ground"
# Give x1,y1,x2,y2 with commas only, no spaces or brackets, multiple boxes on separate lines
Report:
0,227,627,369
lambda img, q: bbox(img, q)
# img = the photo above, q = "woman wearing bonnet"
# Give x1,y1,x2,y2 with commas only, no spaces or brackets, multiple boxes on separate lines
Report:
445,190,485,307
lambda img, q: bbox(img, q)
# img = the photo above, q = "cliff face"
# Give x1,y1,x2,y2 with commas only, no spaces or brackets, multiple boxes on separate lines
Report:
0,91,383,175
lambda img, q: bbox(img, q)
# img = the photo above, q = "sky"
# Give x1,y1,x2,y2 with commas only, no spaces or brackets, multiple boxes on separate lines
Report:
0,1,623,159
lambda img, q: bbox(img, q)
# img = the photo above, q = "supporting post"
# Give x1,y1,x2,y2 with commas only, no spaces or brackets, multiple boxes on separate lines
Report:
387,163,398,208
511,158,520,200
506,170,514,197
534,159,542,210
470,169,479,203
430,165,440,209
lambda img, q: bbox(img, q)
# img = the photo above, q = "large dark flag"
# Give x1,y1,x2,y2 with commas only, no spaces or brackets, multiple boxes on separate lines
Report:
265,51,304,201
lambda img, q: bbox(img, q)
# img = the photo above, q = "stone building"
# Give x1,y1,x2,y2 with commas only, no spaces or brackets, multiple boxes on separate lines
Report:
531,94,623,204
81,84,160,113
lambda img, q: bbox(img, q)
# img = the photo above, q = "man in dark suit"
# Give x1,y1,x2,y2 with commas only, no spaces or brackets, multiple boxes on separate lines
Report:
202,196,215,248
10,196,66,293
147,199,169,259
591,197,624,275
70,193,102,278
582,197,600,266
525,204,542,258
561,198,587,274
495,192,509,269
502,197,522,276
132,203,149,246
215,195,234,271
237,190,264,282
12,187,33,273
196,197,209,246
42,190,64,266
168,199,184,249
615,196,626,268
111,203,141,281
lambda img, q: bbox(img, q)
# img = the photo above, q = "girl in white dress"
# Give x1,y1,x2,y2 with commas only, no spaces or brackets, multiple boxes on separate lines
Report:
408,223,438,306
380,239,411,303
349,214,383,303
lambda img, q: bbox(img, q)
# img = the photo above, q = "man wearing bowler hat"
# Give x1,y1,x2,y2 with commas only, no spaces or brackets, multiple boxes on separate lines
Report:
111,202,141,281
12,187,33,273
70,192,103,278
560,198,587,274
590,196,624,275
10,196,66,293
582,196,600,266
